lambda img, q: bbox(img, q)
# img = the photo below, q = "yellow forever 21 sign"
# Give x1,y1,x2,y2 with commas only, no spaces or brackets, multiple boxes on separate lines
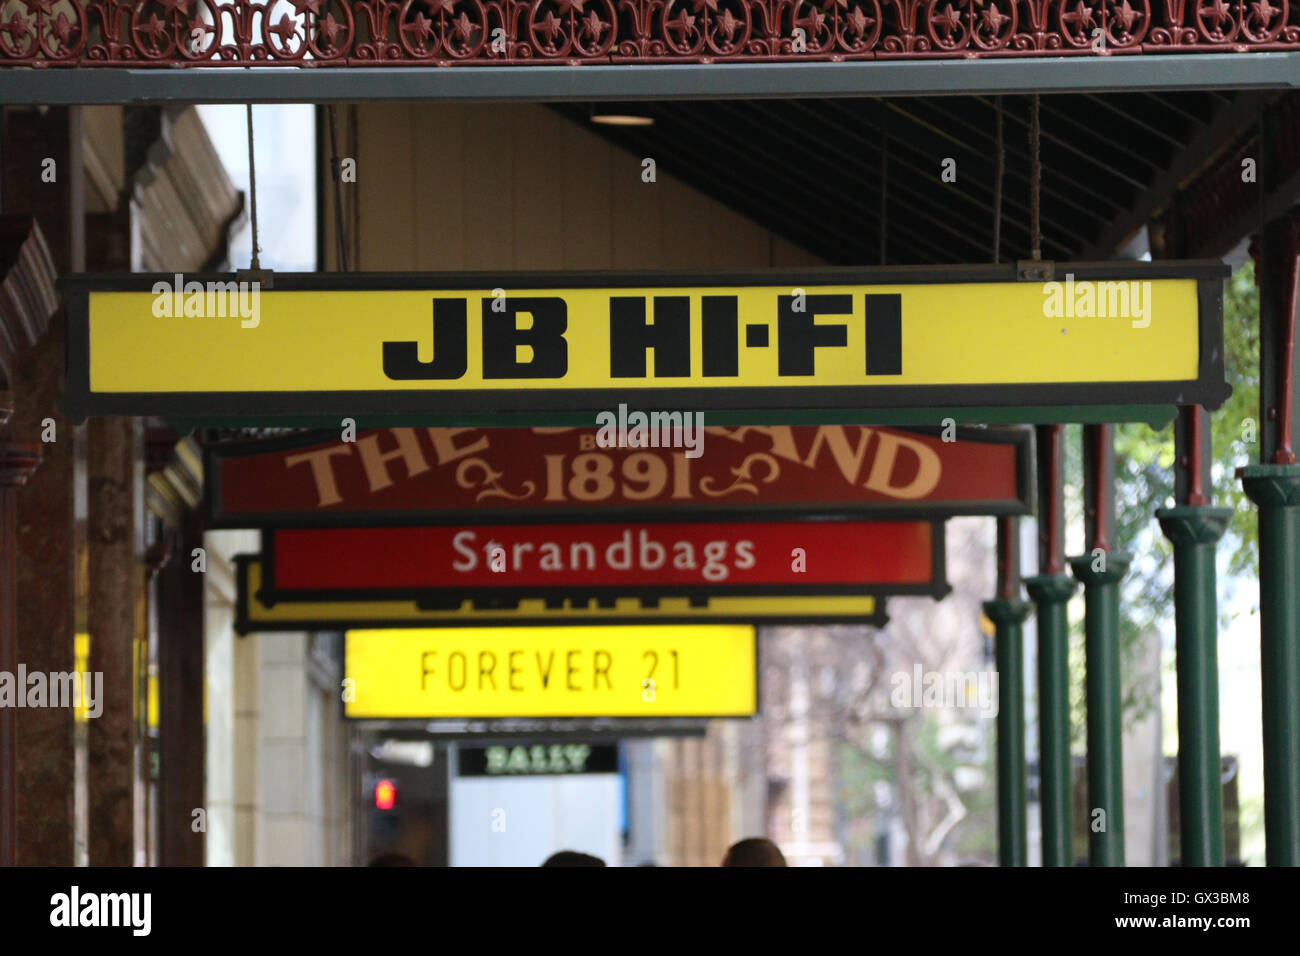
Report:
60,264,1229,418
343,625,757,719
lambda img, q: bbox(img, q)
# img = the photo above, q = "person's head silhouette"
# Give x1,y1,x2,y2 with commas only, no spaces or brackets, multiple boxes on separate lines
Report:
721,838,787,867
541,850,606,867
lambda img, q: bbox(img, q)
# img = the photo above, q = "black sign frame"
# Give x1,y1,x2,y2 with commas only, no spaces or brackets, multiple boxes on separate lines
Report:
61,261,1231,421
233,555,892,634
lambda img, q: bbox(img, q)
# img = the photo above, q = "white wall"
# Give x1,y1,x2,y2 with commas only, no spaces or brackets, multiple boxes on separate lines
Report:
450,773,622,867
203,529,257,866
204,529,351,866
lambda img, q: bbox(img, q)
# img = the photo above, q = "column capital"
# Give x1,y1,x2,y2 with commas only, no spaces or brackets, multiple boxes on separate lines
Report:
1068,551,1132,586
1155,505,1232,546
1023,573,1078,604
982,597,1033,626
1239,463,1300,508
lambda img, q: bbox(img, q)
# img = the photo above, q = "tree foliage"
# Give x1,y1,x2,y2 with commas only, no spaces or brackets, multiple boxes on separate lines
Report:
1212,262,1262,583
1064,262,1260,741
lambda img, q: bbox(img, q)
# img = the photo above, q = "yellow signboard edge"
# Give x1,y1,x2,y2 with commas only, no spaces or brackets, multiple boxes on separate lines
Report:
233,555,888,634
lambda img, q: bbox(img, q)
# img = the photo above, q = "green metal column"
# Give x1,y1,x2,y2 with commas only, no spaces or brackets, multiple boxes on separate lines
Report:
1071,423,1127,867
1245,196,1300,866
1024,573,1077,866
1156,505,1230,866
986,596,1033,867
1027,423,1077,867
1069,552,1130,866
1156,401,1227,866
1240,467,1300,864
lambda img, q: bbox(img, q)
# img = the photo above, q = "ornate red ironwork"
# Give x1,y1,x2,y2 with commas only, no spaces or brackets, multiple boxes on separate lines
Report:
0,0,1293,64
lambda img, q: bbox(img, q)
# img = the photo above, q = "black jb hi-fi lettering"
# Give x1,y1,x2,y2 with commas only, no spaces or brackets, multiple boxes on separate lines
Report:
777,293,850,376
382,298,469,380
483,297,568,378
609,296,692,377
614,292,904,379
774,293,903,376
383,296,569,381
380,291,903,381
864,294,902,375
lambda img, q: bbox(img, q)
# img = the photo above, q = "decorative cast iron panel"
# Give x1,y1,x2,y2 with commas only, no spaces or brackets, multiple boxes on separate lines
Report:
0,0,1296,66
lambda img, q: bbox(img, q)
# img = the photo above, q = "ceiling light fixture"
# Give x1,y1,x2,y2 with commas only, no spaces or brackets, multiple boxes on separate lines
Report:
590,113,655,127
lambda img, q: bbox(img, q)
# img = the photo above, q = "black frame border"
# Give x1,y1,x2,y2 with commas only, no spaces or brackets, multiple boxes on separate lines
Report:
233,554,892,635
61,262,1232,420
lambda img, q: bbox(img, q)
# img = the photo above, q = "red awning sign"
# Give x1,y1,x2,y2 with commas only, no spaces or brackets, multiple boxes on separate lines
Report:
207,424,1030,527
264,519,945,601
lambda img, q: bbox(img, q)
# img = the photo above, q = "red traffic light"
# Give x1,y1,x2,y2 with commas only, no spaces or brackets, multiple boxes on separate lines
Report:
375,778,397,811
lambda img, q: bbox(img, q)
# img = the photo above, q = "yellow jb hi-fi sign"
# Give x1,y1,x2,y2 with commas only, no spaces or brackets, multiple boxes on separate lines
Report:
60,264,1229,419
343,625,757,719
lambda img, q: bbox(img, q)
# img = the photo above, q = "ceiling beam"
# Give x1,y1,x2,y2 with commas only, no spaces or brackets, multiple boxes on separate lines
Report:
1,54,1299,106
1082,90,1279,258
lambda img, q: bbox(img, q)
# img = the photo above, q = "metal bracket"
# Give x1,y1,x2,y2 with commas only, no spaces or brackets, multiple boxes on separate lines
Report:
235,267,274,290
1017,259,1055,282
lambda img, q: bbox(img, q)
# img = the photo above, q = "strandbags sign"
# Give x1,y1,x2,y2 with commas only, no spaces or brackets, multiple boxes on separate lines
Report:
204,423,1031,527
262,519,945,601
60,263,1229,419
343,625,757,719
235,557,887,632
